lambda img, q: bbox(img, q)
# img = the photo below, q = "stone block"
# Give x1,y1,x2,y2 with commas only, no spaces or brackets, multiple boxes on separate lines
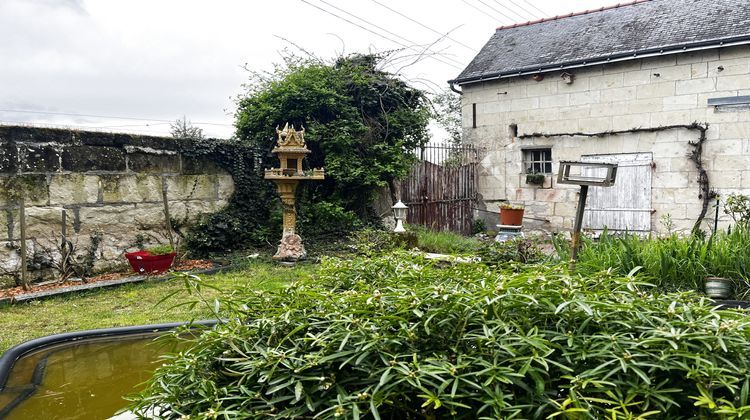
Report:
708,62,750,77
558,106,590,120
651,65,692,81
662,94,697,111
636,81,675,99
718,122,750,139
649,110,691,127
49,174,99,205
676,50,719,64
526,81,558,97
558,76,590,93
623,70,652,86
691,63,708,79
675,78,717,95
569,91,601,106
0,142,17,173
578,117,612,133
640,55,677,69
589,73,623,90
539,94,569,108
165,175,217,201
127,152,180,174
510,97,539,111
711,170,743,189
652,188,676,204
626,98,662,114
216,175,235,200
100,174,163,203
554,201,578,218
24,206,65,237
718,46,750,61
652,171,689,188
652,141,687,158
61,146,126,172
589,102,622,117
599,86,636,102
168,200,221,222
18,144,61,172
0,175,49,206
612,114,651,130
77,203,162,234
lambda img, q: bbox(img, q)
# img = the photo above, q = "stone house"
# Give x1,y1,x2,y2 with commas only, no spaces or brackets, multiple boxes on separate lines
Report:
450,0,750,234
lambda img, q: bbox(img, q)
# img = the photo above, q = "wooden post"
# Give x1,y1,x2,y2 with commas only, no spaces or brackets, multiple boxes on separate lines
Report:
569,185,589,271
19,198,29,291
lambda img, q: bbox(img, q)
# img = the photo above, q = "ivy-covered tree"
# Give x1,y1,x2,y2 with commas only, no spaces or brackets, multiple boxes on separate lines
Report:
235,53,431,221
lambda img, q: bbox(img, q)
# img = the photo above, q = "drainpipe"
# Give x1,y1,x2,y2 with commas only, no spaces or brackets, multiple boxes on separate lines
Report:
449,82,462,95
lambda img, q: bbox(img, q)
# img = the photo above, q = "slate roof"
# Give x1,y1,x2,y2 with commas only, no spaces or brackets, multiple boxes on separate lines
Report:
451,0,750,85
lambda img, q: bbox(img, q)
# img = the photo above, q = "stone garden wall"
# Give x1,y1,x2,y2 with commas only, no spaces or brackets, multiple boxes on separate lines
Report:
0,126,234,283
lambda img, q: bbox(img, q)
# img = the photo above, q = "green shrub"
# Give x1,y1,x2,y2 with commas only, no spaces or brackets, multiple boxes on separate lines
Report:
298,201,362,239
414,227,482,254
567,228,750,296
348,228,416,255
475,237,545,265
144,244,174,255
131,254,750,418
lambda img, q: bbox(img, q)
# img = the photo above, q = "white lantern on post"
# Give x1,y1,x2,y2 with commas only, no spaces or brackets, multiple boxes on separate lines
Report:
392,200,408,233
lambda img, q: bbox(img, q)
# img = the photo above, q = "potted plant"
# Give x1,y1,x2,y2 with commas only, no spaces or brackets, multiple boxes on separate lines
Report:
124,245,176,275
525,172,545,186
499,203,525,226
705,276,733,299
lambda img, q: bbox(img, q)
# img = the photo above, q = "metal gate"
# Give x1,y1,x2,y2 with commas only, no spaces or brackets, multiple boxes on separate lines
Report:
582,152,653,232
400,143,478,234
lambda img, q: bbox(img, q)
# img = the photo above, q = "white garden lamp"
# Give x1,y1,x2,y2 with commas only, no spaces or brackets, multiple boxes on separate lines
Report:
392,200,408,233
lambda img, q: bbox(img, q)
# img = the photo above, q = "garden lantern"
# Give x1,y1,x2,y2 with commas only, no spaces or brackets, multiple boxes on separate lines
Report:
264,123,325,262
392,200,408,233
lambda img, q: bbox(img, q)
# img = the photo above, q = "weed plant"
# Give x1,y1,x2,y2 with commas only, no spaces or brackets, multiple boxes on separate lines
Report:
131,254,750,418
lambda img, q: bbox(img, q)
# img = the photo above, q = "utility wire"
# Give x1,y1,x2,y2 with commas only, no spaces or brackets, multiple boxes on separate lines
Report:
0,108,232,126
520,0,549,17
460,0,506,23
369,0,477,52
317,0,465,67
475,0,517,22
505,0,544,19
490,0,531,21
299,0,463,70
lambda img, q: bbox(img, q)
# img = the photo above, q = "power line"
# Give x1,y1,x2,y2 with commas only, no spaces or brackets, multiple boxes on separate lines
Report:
299,0,463,70
519,0,550,17
0,121,173,136
369,0,477,52
317,0,465,67
0,108,232,126
490,0,531,21
505,0,545,19
474,0,517,22
460,0,505,23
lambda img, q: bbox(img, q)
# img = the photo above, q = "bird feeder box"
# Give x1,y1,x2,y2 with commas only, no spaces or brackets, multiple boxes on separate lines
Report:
557,160,618,186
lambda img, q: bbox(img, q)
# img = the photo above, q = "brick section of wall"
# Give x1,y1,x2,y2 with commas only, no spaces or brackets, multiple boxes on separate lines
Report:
0,127,235,278
462,45,750,234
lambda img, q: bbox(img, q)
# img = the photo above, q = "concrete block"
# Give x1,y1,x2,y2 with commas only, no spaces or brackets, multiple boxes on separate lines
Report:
636,81,676,99
166,175,218,201
590,73,623,90
676,78,717,95
49,174,99,205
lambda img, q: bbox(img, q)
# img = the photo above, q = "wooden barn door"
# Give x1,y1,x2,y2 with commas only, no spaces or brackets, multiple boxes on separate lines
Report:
581,152,652,232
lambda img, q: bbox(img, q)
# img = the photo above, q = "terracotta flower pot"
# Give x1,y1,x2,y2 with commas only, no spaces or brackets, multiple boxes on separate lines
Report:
500,207,524,226
125,251,176,275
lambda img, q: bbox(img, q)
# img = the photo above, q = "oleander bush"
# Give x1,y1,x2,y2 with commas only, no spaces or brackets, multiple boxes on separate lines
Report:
132,254,750,419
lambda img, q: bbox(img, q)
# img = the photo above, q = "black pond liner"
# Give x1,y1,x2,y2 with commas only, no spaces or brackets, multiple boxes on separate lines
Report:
0,319,218,417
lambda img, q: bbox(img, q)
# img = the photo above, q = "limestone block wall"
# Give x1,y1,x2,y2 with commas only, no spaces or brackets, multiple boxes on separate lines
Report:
0,126,234,280
462,45,750,234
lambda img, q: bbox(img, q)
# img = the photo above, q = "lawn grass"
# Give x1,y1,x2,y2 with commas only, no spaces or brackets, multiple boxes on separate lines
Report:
413,227,482,254
0,260,316,353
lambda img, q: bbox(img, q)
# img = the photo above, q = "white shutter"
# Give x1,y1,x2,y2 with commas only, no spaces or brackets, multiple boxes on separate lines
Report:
581,153,652,232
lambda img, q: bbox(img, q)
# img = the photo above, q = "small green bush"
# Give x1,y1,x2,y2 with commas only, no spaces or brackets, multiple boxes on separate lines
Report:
298,201,362,239
144,244,174,255
132,254,750,418
414,227,482,254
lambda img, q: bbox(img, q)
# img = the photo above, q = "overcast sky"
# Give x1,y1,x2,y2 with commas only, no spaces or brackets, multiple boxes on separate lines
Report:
0,0,616,138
